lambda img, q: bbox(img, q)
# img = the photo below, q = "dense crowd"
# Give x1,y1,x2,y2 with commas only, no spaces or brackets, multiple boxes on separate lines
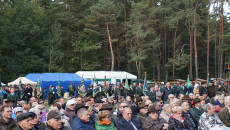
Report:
0,81,230,130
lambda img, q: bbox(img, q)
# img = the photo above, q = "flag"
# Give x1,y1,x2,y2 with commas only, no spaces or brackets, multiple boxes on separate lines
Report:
143,73,148,95
207,73,210,86
124,74,130,90
37,78,43,98
93,73,98,97
186,75,191,95
78,76,87,97
18,77,24,97
57,76,61,97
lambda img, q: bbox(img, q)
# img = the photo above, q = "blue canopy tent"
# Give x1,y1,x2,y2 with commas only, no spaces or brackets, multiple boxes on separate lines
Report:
25,73,91,92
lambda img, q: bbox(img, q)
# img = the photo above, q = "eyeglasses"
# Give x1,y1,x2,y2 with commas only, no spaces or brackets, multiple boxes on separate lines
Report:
121,106,128,108
70,104,75,106
177,113,182,115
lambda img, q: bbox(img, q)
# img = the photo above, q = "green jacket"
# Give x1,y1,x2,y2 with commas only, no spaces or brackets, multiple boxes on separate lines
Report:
215,86,226,93
7,93,19,106
95,121,116,130
190,107,204,121
67,85,75,97
146,91,156,102
0,118,18,130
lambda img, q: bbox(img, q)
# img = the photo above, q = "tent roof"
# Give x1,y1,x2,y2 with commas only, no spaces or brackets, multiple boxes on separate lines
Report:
76,71,137,79
26,73,90,82
8,77,37,85
1,82,6,86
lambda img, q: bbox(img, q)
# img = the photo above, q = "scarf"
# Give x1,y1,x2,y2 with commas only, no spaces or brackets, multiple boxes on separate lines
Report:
172,115,184,123
99,121,111,126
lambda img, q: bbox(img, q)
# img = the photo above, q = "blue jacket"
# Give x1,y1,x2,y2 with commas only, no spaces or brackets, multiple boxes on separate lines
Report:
71,116,95,130
117,117,143,130
188,85,194,94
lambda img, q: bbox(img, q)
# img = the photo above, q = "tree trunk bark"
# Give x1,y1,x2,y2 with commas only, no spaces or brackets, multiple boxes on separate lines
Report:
207,20,210,77
136,37,142,79
220,0,224,78
106,23,114,71
215,24,217,78
173,21,178,80
194,16,198,80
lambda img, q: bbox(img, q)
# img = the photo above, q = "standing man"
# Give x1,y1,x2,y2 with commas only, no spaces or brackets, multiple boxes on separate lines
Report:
0,105,18,130
7,87,19,107
146,85,156,103
48,85,56,106
67,82,75,97
162,83,173,103
60,86,65,97
207,81,216,98
25,84,33,103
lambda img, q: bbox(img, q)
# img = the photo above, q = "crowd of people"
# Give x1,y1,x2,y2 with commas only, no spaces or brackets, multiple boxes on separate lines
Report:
0,80,230,130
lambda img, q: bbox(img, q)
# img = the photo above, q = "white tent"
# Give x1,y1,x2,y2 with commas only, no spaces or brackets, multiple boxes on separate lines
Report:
76,71,137,84
1,82,6,86
8,77,37,86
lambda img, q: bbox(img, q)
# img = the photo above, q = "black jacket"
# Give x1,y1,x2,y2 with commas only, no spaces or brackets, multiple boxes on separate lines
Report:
169,116,193,130
162,87,173,101
117,117,143,130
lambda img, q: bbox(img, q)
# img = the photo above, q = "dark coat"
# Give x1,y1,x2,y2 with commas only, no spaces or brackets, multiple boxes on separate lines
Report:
182,111,198,129
146,91,156,103
25,87,33,99
215,86,227,93
190,107,204,121
187,85,194,94
169,116,193,130
137,113,147,126
207,85,216,98
218,106,230,127
199,86,208,96
162,87,173,101
0,118,18,130
176,86,188,96
45,125,72,130
71,116,95,130
67,85,75,97
143,116,168,130
64,108,75,123
117,117,143,130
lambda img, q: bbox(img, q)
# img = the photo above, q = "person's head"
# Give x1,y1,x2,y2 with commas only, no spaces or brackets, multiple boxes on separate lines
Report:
168,94,175,101
19,100,25,107
29,108,41,122
10,87,15,93
153,101,161,110
163,104,172,115
90,97,95,104
166,83,170,88
155,85,159,91
126,96,131,103
118,102,129,112
148,106,158,120
17,113,33,130
95,99,104,110
76,97,82,104
194,98,201,108
59,98,65,105
122,107,132,121
47,111,62,129
189,93,194,99
139,104,148,115
98,111,111,122
108,97,114,104
77,108,90,122
23,104,31,112
204,104,214,115
203,93,207,98
178,94,184,100
181,102,190,112
224,96,230,108
150,86,155,91
145,100,153,108
66,100,76,110
170,98,179,108
6,100,13,107
172,106,183,119
35,105,43,113
30,97,36,104
217,96,224,104
13,107,24,117
1,105,12,121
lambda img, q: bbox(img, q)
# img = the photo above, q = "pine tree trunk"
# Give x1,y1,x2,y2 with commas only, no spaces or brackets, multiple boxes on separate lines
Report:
194,16,198,80
173,21,178,80
186,22,193,80
220,0,224,78
106,23,114,71
207,20,210,77
124,0,130,72
136,37,142,79
215,24,217,78
164,13,167,80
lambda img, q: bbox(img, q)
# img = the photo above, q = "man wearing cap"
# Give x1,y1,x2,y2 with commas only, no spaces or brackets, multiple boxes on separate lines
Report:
13,107,23,117
0,105,18,130
92,99,104,121
143,106,169,130
7,87,19,107
190,98,204,121
67,83,75,97
117,107,143,130
64,100,76,123
17,112,34,130
99,104,118,126
137,103,147,127
72,106,94,130
146,85,156,103
46,111,72,130
213,100,223,114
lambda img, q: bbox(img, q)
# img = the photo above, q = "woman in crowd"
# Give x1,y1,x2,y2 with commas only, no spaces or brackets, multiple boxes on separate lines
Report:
169,106,193,130
160,104,172,123
95,111,116,130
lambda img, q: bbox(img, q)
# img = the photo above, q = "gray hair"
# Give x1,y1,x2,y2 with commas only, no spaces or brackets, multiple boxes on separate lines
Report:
162,104,171,111
29,108,41,113
77,108,88,118
203,104,212,113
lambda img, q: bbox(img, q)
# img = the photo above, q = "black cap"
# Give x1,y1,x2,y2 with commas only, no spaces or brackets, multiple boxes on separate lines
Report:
99,104,113,111
47,111,60,121
17,112,33,122
95,99,104,103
